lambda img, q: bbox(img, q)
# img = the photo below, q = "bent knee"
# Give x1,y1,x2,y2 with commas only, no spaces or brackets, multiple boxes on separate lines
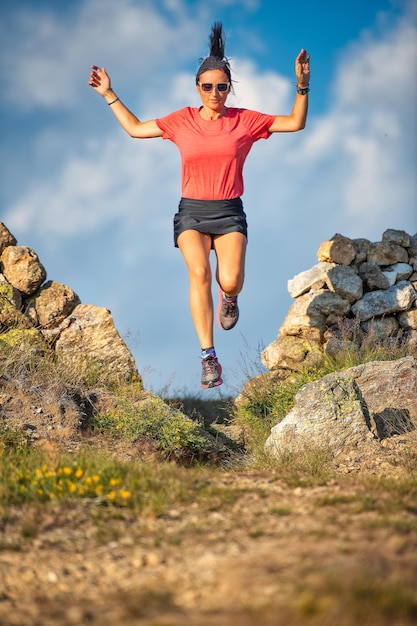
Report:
219,274,244,296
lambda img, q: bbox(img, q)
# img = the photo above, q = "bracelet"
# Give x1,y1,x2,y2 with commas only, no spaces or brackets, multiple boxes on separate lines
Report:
297,85,310,95
108,97,119,106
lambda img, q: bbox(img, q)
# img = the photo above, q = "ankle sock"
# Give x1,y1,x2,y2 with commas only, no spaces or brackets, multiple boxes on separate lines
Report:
223,294,237,302
201,347,216,359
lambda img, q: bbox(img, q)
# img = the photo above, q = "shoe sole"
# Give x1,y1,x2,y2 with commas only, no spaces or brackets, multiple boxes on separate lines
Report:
216,288,238,331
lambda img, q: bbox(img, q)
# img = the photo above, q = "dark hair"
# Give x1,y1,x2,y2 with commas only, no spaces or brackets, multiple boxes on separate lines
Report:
196,22,232,84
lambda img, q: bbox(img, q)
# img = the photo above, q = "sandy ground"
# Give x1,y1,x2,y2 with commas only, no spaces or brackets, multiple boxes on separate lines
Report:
1,455,417,626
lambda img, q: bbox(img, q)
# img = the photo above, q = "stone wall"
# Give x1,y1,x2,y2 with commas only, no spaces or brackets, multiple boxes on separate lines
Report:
0,223,138,384
262,229,417,372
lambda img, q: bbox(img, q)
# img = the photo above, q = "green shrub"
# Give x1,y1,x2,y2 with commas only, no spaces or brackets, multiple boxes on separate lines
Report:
93,393,215,462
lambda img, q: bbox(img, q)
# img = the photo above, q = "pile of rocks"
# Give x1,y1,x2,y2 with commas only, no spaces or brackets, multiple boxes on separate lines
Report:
0,223,138,384
262,229,417,372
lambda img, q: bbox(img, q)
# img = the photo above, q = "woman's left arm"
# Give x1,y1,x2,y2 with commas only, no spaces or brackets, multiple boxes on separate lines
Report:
268,49,310,133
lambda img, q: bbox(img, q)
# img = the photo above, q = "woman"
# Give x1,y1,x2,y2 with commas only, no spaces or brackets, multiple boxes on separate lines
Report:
88,22,310,389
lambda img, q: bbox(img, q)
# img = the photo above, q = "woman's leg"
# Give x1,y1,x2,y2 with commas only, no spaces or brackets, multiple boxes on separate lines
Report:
177,229,214,349
213,232,247,330
213,232,247,296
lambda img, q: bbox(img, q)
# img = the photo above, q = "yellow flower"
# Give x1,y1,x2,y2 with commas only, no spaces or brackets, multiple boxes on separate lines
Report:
74,468,83,479
109,478,120,487
62,467,72,476
119,490,131,500
108,491,116,501
67,481,77,493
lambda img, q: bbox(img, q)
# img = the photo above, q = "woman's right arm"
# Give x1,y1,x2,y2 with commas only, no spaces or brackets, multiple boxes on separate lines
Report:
88,65,163,139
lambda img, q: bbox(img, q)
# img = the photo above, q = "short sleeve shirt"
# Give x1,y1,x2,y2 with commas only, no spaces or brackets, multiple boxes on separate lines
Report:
155,107,276,200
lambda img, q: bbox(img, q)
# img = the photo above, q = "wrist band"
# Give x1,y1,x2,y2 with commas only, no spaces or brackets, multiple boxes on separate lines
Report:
108,97,119,106
297,85,310,95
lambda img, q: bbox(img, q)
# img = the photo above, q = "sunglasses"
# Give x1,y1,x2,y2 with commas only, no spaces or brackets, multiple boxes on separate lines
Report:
198,82,230,92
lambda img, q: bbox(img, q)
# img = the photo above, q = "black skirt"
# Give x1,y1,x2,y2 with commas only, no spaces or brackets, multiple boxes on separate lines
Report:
173,197,247,247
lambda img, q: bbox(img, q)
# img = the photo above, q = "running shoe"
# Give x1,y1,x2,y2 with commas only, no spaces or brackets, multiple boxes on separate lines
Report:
217,289,239,330
201,356,223,388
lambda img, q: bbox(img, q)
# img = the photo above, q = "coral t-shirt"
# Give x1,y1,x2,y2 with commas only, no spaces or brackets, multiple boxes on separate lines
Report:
155,107,276,200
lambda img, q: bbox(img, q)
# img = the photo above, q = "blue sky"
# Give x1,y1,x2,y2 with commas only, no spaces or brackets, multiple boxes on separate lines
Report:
1,0,416,397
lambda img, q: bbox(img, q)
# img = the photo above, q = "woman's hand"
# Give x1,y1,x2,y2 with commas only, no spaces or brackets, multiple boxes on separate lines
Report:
295,49,310,87
88,65,112,96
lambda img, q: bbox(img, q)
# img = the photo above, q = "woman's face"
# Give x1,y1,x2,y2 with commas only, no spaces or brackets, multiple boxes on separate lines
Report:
196,69,230,111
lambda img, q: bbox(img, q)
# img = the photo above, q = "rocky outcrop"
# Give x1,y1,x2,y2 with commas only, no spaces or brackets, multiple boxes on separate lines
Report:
262,230,417,372
265,356,417,458
0,223,138,384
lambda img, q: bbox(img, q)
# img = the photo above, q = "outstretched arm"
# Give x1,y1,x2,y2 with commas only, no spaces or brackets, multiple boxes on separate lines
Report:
88,66,163,139
268,49,310,133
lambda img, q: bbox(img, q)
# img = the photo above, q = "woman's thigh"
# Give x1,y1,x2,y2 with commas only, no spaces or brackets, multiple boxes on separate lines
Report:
177,230,213,279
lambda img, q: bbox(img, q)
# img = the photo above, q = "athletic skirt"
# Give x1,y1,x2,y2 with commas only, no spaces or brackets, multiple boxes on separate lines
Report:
173,197,247,248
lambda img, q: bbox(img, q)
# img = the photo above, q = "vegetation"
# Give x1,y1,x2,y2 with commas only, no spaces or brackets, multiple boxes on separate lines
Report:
1,324,416,626
0,321,414,505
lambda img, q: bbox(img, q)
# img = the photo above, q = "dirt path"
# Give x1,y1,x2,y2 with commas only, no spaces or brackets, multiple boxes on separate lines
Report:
1,467,416,626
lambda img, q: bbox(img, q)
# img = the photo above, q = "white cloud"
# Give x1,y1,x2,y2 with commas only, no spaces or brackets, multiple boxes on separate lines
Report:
4,1,416,250
1,0,203,110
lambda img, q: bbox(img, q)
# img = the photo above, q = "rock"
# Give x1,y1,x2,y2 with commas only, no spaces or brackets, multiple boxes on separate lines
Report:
0,327,44,351
324,337,360,358
0,222,17,254
384,262,413,282
351,238,371,264
0,275,23,326
265,374,376,458
358,262,390,290
325,265,363,303
381,270,398,287
351,281,416,322
265,357,417,458
398,309,417,330
404,329,417,352
261,335,323,372
55,304,138,384
0,245,46,296
408,233,417,260
366,241,408,265
361,317,399,339
382,228,411,248
279,290,351,339
26,280,81,329
287,262,336,298
317,234,356,265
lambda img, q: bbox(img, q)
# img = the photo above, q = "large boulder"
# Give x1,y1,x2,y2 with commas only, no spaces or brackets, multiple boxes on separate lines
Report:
55,304,138,384
265,357,417,458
